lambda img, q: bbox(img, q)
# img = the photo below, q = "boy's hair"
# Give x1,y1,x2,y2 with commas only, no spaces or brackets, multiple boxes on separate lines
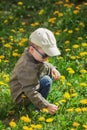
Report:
29,41,41,49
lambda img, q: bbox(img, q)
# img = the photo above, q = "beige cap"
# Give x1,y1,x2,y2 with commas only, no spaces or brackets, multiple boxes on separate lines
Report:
29,28,61,56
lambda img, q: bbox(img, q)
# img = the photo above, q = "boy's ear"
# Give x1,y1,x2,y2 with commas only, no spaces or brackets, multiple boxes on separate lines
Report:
29,46,34,53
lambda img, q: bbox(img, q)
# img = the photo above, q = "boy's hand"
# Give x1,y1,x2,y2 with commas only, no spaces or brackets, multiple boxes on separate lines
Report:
47,103,58,115
51,68,60,80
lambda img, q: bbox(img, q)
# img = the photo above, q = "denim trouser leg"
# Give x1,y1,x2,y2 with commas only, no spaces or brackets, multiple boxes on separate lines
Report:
39,75,52,99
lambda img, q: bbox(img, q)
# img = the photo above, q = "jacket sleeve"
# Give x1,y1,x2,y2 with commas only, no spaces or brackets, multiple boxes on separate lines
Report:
23,85,50,109
39,61,55,78
17,64,50,109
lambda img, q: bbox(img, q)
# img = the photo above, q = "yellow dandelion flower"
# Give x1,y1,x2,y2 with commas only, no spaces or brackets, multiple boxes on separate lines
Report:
58,12,63,17
82,124,87,129
38,9,44,15
71,93,77,97
65,40,70,44
81,107,87,112
42,108,48,113
9,16,13,19
70,56,76,60
77,37,83,40
75,108,81,112
46,118,54,123
68,30,73,34
17,2,23,5
65,48,71,52
83,2,87,6
0,81,7,86
72,122,80,127
76,6,81,10
0,37,5,43
31,124,36,128
80,82,87,87
35,124,42,129
82,42,87,47
4,75,10,82
22,22,26,25
64,92,70,99
67,68,75,74
38,117,45,121
63,28,68,32
57,1,63,5
80,99,87,105
60,99,67,103
64,4,74,8
12,52,21,57
79,22,85,27
67,108,74,112
73,10,79,14
55,102,59,106
4,19,8,24
20,115,31,123
80,69,87,73
23,126,29,130
11,29,15,33
9,120,16,128
0,55,5,59
48,17,56,23
72,44,79,49
19,28,25,32
21,38,28,42
80,52,87,57
75,28,80,31
19,42,24,47
53,11,59,15
4,60,9,63
70,88,76,93
4,44,12,49
76,56,80,59
55,30,61,36
9,36,13,41
9,35,13,39
14,39,18,43
31,22,40,27
60,75,65,84
66,82,72,87
58,56,63,60
31,124,42,129
55,31,60,36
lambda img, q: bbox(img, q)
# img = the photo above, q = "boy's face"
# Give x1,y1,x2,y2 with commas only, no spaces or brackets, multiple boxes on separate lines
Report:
29,45,49,62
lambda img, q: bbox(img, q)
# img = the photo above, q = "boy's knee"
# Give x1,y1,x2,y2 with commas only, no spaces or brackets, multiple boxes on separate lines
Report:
40,75,52,86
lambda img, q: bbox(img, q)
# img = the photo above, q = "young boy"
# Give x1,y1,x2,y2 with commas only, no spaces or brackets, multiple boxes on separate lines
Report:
10,28,61,115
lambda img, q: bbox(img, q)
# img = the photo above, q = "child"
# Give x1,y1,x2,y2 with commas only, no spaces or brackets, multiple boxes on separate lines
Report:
10,28,61,115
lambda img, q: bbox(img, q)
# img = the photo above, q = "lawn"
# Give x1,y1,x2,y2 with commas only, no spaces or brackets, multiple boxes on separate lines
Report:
0,0,87,130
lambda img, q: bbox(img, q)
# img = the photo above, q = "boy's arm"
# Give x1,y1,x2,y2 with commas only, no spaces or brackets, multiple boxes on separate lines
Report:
23,85,50,109
23,85,58,114
43,62,61,80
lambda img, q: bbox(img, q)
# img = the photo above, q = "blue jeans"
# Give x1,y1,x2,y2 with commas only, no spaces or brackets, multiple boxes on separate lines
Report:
38,75,52,99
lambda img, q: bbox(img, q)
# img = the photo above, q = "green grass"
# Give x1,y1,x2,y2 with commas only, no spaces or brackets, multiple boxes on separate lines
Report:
0,0,87,129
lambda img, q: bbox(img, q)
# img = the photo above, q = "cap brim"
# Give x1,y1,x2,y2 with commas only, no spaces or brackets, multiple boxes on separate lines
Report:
43,47,61,57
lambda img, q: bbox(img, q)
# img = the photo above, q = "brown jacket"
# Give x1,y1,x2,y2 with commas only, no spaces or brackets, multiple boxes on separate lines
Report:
10,48,54,109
